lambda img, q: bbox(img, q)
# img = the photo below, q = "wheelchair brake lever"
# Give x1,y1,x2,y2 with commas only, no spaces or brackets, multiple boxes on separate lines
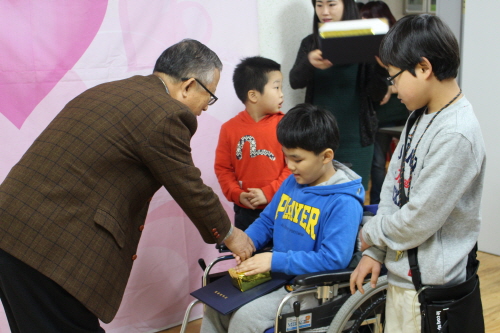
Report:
293,301,300,333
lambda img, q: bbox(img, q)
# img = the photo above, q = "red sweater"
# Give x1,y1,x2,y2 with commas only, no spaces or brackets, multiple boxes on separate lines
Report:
215,111,291,208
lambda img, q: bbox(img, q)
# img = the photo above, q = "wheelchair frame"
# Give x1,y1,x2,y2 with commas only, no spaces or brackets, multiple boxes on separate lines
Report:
273,271,387,333
179,254,387,333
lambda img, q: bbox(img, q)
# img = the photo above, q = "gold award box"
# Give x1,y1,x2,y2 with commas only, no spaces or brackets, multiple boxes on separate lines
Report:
228,268,272,292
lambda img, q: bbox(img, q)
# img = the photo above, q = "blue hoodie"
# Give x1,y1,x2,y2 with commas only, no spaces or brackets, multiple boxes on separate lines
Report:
245,162,365,275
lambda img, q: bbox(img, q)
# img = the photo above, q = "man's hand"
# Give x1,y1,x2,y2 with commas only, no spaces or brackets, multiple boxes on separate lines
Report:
350,255,382,295
308,49,333,69
235,252,272,276
239,192,256,209
247,188,268,207
224,227,255,262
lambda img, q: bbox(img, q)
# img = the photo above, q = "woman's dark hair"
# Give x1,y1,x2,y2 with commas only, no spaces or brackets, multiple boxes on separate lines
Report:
379,14,460,80
277,103,340,154
311,0,360,47
359,1,397,27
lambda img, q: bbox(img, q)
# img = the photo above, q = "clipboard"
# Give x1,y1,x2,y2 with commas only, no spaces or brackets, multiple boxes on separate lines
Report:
319,34,386,65
318,18,388,65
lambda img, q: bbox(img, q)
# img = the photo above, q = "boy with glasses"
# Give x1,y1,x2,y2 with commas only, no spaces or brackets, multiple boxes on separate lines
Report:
350,14,486,333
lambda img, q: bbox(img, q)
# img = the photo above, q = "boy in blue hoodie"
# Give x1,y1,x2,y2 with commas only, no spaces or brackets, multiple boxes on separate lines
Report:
201,103,365,333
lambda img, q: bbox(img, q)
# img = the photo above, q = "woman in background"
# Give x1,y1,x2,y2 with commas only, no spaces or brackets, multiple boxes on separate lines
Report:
360,1,410,204
290,0,387,191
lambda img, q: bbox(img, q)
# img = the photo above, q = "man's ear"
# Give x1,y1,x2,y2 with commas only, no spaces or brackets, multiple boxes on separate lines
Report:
322,148,334,164
181,78,196,98
416,57,433,79
247,90,259,104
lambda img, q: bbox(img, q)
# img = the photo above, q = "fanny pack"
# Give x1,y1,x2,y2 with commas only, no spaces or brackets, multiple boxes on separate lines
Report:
408,245,484,333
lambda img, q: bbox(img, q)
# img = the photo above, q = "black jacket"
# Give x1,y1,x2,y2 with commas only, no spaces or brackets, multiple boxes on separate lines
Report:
289,34,389,146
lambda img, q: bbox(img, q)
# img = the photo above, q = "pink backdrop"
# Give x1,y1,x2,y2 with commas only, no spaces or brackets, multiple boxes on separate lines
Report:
0,1,258,332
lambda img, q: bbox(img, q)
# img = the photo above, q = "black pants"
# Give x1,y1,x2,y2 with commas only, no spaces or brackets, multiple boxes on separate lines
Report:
0,248,104,333
233,204,263,231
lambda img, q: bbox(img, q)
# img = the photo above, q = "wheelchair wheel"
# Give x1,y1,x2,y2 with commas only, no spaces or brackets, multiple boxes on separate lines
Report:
326,275,388,333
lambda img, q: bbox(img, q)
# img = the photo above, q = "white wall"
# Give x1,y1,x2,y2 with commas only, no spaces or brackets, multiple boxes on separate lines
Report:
462,0,500,255
437,0,463,49
384,0,405,20
257,0,314,112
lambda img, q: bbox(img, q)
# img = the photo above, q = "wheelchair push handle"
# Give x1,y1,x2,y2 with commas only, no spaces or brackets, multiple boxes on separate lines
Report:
198,258,207,271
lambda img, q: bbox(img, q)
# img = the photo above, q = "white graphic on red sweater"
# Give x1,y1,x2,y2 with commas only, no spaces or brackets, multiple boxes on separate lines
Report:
236,135,275,161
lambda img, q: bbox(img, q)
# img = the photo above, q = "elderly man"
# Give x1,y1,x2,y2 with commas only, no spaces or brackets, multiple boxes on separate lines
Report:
0,39,255,333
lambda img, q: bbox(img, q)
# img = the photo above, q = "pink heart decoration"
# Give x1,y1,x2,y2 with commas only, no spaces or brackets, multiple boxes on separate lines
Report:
0,1,108,129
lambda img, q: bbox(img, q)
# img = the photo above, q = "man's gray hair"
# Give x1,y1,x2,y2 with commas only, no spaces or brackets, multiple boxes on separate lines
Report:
153,39,223,84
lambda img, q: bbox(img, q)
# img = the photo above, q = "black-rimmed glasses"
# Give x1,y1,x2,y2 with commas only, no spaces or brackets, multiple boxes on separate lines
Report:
181,77,218,105
387,69,405,86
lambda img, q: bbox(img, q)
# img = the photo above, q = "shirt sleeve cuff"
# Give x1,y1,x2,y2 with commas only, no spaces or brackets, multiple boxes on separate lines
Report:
221,224,234,243
362,246,386,264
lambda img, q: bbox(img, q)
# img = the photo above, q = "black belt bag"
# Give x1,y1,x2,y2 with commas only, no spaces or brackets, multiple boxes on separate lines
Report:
408,245,485,333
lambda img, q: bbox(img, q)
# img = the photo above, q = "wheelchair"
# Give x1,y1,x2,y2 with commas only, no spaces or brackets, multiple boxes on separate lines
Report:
180,205,387,333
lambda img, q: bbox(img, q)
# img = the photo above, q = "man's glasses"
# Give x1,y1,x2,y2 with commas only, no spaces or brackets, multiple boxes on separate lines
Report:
387,69,405,86
181,77,218,105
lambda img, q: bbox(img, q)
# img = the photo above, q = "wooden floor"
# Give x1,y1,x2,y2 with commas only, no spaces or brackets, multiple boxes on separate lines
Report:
159,251,500,333
477,251,500,332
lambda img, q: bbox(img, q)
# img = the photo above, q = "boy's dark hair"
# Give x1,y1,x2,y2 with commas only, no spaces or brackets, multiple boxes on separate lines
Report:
277,103,339,155
232,56,281,104
379,14,460,81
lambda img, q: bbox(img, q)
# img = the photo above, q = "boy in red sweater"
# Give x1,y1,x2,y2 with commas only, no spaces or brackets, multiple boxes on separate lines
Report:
215,57,290,230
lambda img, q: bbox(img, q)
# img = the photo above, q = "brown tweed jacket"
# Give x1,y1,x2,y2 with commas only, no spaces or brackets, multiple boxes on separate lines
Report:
0,75,231,323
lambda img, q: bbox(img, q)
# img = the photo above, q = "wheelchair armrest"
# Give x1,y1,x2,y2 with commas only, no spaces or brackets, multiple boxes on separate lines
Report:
293,268,354,286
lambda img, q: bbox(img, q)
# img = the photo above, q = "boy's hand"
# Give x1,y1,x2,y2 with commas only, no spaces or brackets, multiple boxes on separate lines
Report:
350,255,382,295
247,188,268,207
308,49,333,69
235,252,272,276
233,254,242,265
239,192,256,209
